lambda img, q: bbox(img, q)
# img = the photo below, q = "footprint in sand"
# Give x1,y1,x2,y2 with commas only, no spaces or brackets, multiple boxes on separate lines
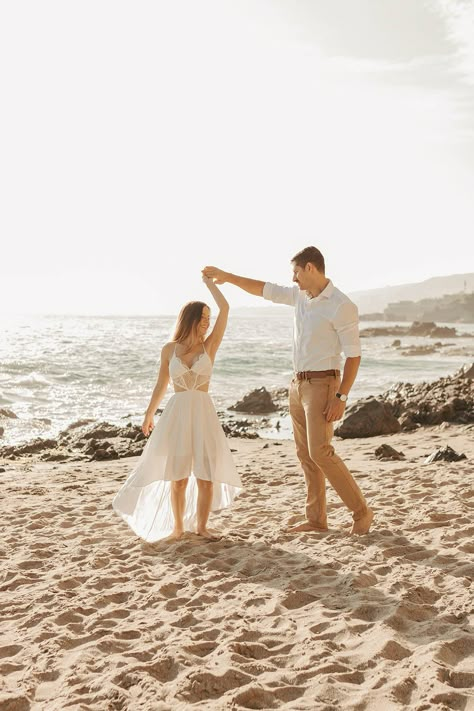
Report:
17,559,45,570
435,636,474,666
53,611,84,626
177,668,252,702
391,676,416,705
183,641,218,658
437,668,474,689
0,644,23,659
378,640,412,661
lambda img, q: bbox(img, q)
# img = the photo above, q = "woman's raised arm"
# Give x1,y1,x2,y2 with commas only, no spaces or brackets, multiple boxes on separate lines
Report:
202,276,229,359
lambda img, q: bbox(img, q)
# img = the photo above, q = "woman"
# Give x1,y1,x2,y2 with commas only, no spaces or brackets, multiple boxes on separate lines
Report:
112,276,242,542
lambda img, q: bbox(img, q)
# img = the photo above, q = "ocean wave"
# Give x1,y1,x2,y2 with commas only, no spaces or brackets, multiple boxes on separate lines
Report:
15,372,51,388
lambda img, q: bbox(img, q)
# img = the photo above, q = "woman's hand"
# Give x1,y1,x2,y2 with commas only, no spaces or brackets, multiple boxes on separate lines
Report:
142,413,154,437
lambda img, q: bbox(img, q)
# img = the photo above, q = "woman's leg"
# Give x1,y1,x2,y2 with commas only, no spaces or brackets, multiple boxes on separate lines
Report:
196,479,221,539
170,478,188,538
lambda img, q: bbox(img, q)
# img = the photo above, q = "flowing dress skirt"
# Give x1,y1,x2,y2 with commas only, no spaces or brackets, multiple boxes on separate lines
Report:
112,390,242,541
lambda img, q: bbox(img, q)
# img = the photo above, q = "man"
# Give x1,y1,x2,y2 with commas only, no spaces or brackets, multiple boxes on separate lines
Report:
202,246,373,535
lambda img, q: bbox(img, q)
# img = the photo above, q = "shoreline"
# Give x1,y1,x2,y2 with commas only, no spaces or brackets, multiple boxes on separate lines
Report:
1,361,473,464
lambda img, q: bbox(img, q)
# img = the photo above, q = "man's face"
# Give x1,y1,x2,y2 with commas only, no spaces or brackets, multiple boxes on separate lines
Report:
292,263,308,290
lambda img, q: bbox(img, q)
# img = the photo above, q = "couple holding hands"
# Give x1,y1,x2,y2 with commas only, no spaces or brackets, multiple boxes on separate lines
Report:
112,246,373,542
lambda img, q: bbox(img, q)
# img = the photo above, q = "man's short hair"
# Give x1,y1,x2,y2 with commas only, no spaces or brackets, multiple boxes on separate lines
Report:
291,246,325,274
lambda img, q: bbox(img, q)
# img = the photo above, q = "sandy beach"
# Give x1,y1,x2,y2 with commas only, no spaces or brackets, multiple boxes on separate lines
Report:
1,424,473,711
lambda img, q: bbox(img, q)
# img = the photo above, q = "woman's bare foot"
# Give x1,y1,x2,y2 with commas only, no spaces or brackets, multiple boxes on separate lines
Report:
163,530,185,542
197,528,222,541
284,522,329,534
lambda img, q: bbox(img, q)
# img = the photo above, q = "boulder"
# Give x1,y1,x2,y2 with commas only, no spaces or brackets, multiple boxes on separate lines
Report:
335,398,401,438
230,387,277,414
424,446,467,463
0,408,18,419
374,444,405,460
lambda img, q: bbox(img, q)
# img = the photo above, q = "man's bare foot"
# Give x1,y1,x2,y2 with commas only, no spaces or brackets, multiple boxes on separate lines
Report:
163,530,185,542
350,508,374,535
284,522,329,534
197,528,222,541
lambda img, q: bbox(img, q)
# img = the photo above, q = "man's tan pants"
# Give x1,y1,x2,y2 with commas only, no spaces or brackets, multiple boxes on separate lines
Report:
289,375,368,528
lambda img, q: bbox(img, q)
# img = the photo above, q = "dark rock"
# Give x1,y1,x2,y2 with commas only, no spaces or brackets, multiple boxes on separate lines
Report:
401,345,438,357
80,423,123,440
230,387,277,414
392,339,401,347
375,444,405,460
0,427,3,438
335,398,401,439
0,467,5,472
41,450,71,462
0,408,18,419
399,412,419,431
424,446,467,463
360,326,407,338
429,326,457,338
0,438,58,457
90,447,119,461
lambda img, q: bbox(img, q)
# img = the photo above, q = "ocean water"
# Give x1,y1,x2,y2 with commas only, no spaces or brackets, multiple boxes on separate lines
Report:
1,311,473,445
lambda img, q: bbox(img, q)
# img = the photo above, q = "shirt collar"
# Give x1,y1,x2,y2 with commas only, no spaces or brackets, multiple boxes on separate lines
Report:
307,279,334,302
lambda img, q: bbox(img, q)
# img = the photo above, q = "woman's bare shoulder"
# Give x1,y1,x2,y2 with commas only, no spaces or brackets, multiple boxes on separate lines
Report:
161,341,176,359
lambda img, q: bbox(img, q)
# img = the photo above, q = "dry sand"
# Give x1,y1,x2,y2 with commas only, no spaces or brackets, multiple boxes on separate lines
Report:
1,424,473,711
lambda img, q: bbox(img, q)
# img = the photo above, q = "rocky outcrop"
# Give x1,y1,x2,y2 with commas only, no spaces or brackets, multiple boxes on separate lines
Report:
230,387,278,414
0,410,265,461
335,398,401,439
360,321,459,338
381,363,474,429
0,422,147,462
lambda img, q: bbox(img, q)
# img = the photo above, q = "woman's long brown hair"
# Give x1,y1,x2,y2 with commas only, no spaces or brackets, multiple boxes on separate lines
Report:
172,301,208,353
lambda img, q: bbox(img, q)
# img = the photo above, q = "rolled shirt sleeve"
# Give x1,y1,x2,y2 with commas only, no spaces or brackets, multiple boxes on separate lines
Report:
333,301,361,357
262,282,299,307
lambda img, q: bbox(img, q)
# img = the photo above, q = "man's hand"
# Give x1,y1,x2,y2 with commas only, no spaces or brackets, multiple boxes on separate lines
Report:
323,397,346,423
202,266,228,284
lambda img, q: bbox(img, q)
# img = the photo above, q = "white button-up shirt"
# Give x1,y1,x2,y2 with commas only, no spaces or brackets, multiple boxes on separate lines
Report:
262,279,361,372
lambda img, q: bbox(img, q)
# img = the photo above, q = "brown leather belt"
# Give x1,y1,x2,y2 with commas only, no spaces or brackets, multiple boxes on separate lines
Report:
295,369,340,381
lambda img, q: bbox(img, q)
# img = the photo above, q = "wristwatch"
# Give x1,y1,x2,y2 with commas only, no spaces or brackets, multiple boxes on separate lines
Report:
336,392,348,402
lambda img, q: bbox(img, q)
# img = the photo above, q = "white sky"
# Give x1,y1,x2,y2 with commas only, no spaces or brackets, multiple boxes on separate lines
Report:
1,0,473,315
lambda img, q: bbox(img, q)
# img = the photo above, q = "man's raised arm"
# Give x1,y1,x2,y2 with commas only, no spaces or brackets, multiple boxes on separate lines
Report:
202,266,265,297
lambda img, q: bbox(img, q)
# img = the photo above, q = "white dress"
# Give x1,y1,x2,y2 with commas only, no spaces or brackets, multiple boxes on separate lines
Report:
112,344,243,541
